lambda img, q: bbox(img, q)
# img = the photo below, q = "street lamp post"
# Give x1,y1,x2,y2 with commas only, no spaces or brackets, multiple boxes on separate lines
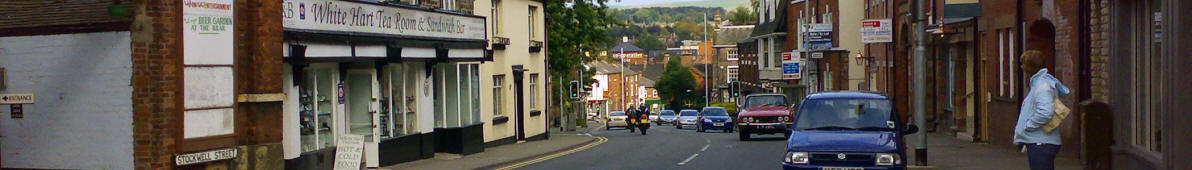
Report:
621,36,627,111
912,0,929,166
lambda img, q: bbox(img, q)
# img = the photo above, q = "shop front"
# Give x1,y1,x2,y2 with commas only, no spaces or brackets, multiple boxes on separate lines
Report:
278,0,487,169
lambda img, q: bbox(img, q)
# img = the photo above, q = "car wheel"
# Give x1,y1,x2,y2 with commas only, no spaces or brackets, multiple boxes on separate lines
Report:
676,124,681,129
724,129,730,133
738,130,751,141
784,132,791,138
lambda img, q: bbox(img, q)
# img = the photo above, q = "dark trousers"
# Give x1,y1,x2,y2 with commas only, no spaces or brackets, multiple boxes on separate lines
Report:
1026,143,1061,170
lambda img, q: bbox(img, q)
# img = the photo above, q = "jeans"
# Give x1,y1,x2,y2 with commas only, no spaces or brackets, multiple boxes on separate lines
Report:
1026,143,1061,170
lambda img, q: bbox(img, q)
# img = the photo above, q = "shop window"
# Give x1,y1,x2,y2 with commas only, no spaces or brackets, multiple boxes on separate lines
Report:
386,64,417,137
299,66,336,152
435,63,483,128
1130,0,1164,153
529,74,538,110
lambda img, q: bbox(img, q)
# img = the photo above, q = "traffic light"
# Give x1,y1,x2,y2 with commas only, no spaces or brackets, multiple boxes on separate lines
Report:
569,80,580,99
731,82,740,97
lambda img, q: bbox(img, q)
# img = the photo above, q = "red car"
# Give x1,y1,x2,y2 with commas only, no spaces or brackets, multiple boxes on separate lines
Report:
736,93,795,141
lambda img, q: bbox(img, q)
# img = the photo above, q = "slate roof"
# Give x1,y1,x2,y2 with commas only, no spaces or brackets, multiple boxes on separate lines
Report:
639,78,656,87
715,26,755,46
609,42,646,52
749,4,788,38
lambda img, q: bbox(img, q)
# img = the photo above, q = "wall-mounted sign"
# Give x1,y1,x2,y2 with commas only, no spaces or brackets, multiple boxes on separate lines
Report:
175,148,238,165
10,104,22,119
283,0,487,41
782,52,801,80
802,23,834,51
334,134,365,170
861,19,893,43
183,0,236,139
183,0,235,65
0,93,35,104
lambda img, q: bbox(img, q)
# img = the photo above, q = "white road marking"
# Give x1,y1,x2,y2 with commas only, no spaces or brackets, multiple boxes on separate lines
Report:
700,144,710,152
677,153,700,165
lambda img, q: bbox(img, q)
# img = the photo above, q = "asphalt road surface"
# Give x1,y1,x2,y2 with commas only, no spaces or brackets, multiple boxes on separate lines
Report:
520,122,789,170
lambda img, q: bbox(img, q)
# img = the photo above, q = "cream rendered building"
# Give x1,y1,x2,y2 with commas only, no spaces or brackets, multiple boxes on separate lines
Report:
837,0,867,90
476,0,549,145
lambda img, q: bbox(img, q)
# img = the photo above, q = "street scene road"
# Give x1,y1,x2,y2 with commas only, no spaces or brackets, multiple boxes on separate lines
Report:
522,123,789,170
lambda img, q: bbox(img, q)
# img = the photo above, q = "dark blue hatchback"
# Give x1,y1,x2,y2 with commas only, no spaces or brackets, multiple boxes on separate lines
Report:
781,92,918,170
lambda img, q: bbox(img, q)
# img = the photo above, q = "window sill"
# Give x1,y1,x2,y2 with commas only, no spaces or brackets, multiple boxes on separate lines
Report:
530,110,542,116
492,116,510,124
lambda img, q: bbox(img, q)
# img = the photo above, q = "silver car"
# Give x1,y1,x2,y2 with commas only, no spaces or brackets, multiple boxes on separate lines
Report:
675,109,699,129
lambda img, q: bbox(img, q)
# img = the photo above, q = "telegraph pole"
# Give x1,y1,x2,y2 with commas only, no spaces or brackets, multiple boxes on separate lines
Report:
912,0,929,166
703,12,710,107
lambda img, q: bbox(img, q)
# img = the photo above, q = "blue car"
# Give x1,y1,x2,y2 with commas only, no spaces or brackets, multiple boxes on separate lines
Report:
782,92,919,170
697,107,734,133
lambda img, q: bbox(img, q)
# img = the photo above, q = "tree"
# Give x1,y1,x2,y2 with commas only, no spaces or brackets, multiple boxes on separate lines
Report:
727,6,756,25
634,34,667,51
655,55,699,110
547,0,617,116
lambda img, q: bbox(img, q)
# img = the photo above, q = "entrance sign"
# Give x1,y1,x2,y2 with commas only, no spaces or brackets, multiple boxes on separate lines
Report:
782,52,802,80
0,93,35,104
283,0,487,41
334,134,366,170
175,148,238,165
861,19,893,43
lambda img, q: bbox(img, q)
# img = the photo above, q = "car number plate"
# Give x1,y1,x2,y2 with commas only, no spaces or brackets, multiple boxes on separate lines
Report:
821,167,863,170
714,123,724,126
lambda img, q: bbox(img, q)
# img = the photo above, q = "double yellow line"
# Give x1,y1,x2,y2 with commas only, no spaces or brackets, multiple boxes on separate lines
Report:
494,136,609,170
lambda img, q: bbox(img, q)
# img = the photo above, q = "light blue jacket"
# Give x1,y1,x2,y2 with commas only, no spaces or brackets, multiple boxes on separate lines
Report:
1013,69,1071,145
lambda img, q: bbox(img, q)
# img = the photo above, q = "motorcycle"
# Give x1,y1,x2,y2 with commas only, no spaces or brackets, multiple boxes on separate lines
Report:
633,113,649,135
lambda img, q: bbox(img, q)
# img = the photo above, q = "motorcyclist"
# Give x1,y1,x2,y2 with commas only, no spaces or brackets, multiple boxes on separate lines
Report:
626,105,637,133
636,104,650,135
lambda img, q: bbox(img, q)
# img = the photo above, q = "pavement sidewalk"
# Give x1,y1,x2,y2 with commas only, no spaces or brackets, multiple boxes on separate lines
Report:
908,132,1084,170
381,121,601,170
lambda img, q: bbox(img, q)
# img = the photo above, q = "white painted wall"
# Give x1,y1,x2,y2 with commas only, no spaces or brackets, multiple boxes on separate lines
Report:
0,31,134,169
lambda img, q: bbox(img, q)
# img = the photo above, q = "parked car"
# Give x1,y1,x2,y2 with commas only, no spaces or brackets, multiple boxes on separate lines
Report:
697,107,734,133
737,93,795,140
781,92,918,170
657,110,677,125
606,111,629,130
675,109,699,129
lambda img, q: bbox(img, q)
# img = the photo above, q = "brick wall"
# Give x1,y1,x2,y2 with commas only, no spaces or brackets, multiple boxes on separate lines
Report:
131,0,183,169
1088,0,1108,103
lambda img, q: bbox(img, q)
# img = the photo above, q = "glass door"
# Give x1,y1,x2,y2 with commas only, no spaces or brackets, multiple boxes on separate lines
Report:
346,70,376,141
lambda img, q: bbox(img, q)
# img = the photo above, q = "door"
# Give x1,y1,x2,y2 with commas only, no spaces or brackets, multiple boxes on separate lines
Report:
513,66,526,140
346,69,380,167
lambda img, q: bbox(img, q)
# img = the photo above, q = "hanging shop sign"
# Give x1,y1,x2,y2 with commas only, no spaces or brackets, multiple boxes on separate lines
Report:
782,52,801,80
283,0,487,41
861,19,893,43
175,148,238,166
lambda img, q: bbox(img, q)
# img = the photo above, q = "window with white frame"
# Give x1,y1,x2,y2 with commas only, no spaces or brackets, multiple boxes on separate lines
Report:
727,66,739,83
433,63,482,128
529,6,537,40
1129,0,1163,153
727,49,739,61
529,74,538,110
493,0,501,35
493,75,505,116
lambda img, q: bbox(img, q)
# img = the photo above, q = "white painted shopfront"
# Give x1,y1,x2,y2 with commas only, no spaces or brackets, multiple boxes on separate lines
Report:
278,0,488,168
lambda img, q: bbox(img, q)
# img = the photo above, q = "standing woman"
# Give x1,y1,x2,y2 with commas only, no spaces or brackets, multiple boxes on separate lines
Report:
1012,50,1071,170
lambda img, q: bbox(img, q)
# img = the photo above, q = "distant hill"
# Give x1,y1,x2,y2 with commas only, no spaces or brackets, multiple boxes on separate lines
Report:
612,0,750,10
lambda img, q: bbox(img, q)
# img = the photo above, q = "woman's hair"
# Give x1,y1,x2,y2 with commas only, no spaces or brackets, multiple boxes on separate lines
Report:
1020,50,1046,70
